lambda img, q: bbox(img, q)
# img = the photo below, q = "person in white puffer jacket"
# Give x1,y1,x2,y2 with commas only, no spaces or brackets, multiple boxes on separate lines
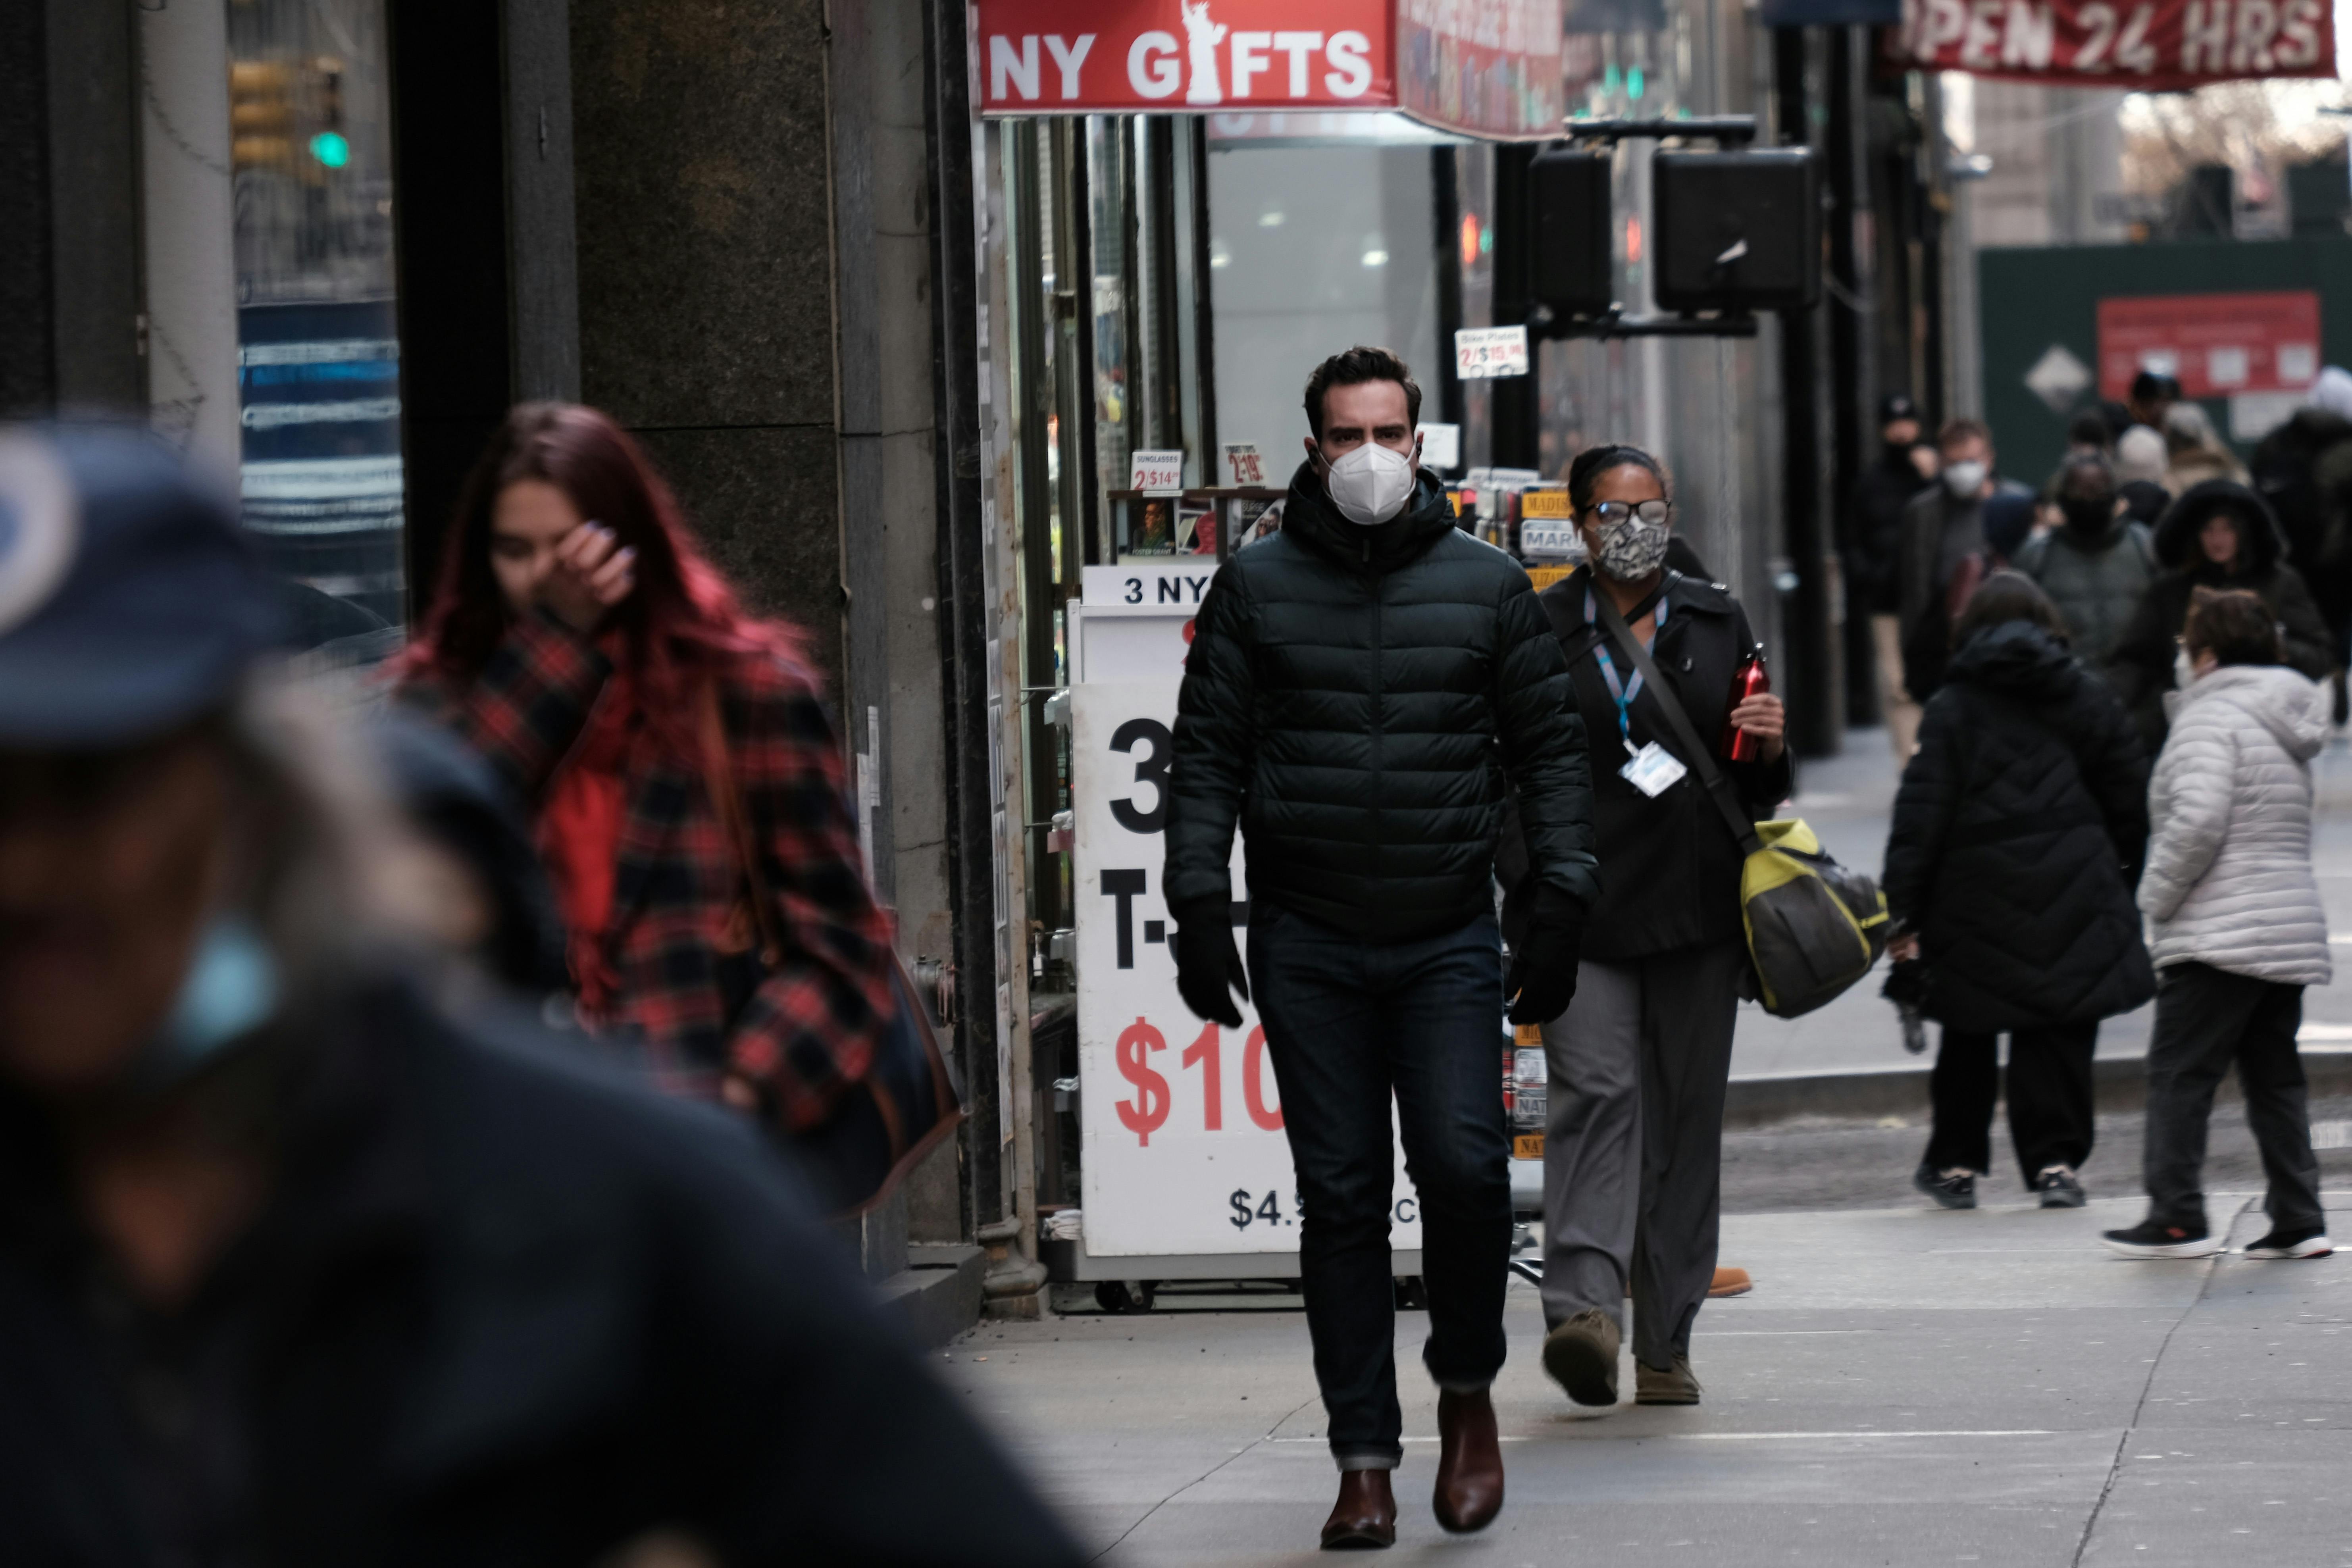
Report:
2104,587,2335,1261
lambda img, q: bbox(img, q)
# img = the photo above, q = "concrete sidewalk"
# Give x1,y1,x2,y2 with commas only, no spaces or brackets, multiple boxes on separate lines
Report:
962,1191,2352,1566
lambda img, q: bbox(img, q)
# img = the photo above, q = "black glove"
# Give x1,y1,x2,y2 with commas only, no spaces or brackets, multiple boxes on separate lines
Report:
1505,890,1585,1026
1172,898,1248,1028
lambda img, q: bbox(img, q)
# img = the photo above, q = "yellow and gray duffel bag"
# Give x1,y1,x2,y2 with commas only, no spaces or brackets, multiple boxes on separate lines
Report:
1591,594,1888,1018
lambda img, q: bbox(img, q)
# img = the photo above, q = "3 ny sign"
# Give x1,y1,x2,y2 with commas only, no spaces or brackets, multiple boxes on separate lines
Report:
971,0,1395,112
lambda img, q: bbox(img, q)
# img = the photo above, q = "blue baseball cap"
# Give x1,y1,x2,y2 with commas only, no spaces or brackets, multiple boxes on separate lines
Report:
0,425,291,748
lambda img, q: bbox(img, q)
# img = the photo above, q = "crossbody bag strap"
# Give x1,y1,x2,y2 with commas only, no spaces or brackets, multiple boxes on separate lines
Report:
698,680,785,968
1587,583,1765,857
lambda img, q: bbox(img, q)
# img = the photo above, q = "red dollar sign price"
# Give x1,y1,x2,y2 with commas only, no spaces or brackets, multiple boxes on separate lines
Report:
1115,1017,1170,1147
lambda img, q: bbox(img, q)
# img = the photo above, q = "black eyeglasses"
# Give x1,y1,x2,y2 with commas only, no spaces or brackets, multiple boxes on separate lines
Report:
1588,499,1670,526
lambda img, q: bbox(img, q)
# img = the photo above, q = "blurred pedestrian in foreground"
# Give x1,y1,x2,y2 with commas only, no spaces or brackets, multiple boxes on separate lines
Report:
395,404,900,1152
1166,347,1599,1547
2012,452,2157,675
0,426,1077,1564
1519,443,1788,1412
1896,419,2033,706
2105,589,2334,1261
1881,573,2152,1210
2106,481,2332,754
1846,393,1936,758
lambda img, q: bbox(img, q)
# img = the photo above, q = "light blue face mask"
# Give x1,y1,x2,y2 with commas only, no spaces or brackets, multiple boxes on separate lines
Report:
125,915,281,1098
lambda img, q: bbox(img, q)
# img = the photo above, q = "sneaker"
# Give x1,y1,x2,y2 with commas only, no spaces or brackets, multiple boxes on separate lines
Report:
2244,1226,2334,1260
2034,1165,2086,1208
1634,1354,1701,1406
1914,1164,1977,1210
2101,1220,2221,1258
1541,1309,1620,1407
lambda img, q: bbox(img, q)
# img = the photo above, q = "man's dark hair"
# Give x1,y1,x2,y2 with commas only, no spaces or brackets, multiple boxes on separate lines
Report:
1567,443,1670,514
2183,586,2280,668
2130,369,2183,405
2052,451,2117,498
1954,569,2069,648
1303,346,1421,440
1938,417,1992,450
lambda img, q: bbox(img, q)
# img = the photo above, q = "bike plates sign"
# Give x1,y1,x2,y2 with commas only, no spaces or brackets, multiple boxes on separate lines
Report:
1070,679,1424,1258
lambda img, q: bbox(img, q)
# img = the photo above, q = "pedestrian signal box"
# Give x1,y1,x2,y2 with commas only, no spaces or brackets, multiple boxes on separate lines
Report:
1528,146,1613,319
1653,147,1820,313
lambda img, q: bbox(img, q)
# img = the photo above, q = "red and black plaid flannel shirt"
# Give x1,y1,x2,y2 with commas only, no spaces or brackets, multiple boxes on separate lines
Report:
401,610,896,1125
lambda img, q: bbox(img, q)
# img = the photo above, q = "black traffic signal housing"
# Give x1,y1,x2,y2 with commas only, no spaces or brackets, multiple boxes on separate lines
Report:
1653,147,1820,313
1528,146,1613,320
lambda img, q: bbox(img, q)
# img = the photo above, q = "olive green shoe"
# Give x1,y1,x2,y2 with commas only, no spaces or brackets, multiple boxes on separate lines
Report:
1634,1354,1701,1406
1540,1310,1621,1407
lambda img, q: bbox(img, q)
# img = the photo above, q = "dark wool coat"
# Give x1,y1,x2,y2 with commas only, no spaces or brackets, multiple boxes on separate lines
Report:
2104,479,2335,752
1512,567,1792,961
1164,462,1599,943
0,979,1079,1567
1882,621,2155,1031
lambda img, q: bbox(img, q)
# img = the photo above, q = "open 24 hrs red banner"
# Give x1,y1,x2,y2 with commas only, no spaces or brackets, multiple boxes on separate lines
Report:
1882,0,2335,88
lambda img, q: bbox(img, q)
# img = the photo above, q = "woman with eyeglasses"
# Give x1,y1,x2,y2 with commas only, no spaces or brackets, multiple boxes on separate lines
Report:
1502,443,1788,1413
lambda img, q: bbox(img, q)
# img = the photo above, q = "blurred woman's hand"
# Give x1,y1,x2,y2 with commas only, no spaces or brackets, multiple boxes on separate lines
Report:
1888,933,1920,962
544,522,636,633
1731,692,1786,763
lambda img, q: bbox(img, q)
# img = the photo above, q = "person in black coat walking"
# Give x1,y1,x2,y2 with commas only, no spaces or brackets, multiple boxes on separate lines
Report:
1882,573,2155,1210
2106,480,2333,753
1505,443,1790,1414
1163,346,1599,1548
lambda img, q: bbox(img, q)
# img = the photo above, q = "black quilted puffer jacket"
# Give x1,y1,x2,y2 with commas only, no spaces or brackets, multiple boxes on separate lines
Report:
1881,620,2156,1031
1163,461,1599,943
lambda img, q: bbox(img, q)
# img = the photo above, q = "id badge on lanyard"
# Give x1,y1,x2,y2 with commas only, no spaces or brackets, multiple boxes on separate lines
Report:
1592,590,1685,798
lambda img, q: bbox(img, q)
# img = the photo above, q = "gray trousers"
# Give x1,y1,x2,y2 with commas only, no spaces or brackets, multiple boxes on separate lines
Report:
1540,941,1744,1371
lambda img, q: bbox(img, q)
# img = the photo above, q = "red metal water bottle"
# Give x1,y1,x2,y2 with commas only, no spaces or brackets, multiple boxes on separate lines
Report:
1721,649,1770,762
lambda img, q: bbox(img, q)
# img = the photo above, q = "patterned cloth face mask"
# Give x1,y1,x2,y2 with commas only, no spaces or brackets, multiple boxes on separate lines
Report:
1588,498,1671,580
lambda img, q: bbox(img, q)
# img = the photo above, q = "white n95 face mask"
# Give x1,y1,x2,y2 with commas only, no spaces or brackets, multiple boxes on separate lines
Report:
1942,459,1987,498
1324,441,1417,527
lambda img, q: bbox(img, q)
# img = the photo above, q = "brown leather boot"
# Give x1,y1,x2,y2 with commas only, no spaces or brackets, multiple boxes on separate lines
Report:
1320,1469,1396,1550
1432,1388,1504,1533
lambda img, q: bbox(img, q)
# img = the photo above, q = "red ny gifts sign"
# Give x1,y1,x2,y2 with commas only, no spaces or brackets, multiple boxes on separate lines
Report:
970,1,1393,113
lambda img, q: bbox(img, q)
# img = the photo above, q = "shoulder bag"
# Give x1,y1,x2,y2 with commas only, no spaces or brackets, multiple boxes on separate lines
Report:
1589,589,1888,1018
699,683,964,1217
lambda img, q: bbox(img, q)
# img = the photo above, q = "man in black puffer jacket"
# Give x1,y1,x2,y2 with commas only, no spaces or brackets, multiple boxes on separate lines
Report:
1164,346,1598,1549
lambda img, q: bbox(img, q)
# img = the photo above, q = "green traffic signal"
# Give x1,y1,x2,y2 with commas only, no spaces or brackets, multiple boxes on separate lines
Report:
309,130,350,169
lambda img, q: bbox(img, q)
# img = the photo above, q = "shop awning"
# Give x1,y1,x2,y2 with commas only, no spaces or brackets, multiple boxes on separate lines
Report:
970,0,1567,141
1880,0,2337,88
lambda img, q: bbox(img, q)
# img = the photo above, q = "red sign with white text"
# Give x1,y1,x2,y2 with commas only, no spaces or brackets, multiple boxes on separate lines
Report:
970,1,1394,114
1882,0,2335,89
2098,292,2322,401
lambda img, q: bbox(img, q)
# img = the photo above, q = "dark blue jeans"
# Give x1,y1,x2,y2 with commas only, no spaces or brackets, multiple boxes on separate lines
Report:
1247,901,1512,1471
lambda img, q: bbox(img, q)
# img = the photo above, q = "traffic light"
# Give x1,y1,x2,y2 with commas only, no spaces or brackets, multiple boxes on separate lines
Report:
1652,147,1820,313
1528,146,1613,319
229,60,295,170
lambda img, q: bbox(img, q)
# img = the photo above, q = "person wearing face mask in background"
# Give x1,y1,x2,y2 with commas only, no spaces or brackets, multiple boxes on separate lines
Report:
2013,453,2158,677
1164,346,1599,1550
2106,480,2333,754
1509,443,1788,1414
1896,419,2034,708
1844,394,1939,759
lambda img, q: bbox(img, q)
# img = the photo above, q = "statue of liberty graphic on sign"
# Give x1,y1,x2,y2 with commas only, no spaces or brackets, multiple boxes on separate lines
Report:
1181,1,1226,104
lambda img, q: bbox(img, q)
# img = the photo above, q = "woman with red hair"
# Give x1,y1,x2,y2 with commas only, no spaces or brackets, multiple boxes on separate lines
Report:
398,402,895,1129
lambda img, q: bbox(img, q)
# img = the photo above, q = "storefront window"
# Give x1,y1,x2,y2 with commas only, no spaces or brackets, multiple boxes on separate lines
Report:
226,0,406,661
1207,133,1444,469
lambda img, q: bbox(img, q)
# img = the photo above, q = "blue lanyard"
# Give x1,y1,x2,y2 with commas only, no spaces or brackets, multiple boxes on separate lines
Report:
1588,586,1667,749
